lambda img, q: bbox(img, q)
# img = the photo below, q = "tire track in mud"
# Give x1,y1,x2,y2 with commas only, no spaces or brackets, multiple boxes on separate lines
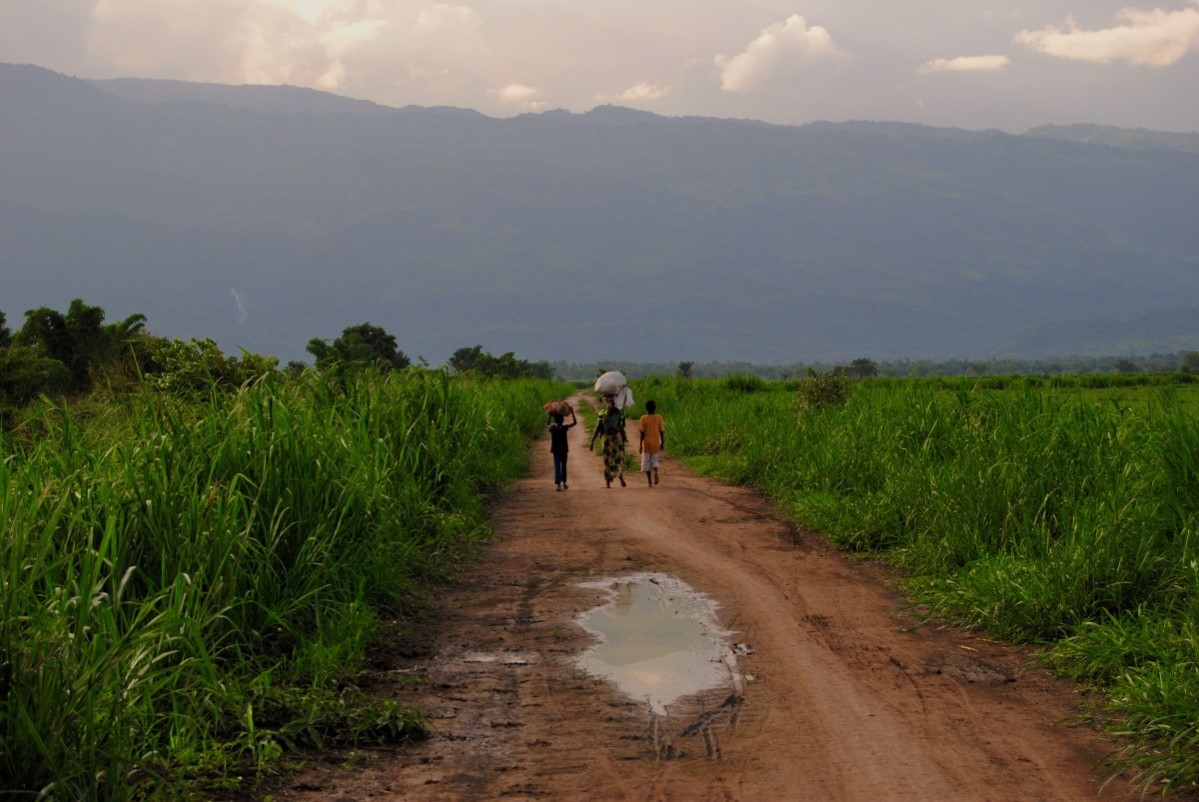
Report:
273,395,1148,802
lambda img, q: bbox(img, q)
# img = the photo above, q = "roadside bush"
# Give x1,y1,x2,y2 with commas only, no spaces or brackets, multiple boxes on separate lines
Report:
150,337,279,394
0,346,73,407
796,368,851,411
722,374,767,393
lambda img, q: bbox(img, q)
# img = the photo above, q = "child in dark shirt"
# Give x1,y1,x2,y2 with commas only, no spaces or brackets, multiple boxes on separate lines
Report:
548,409,578,491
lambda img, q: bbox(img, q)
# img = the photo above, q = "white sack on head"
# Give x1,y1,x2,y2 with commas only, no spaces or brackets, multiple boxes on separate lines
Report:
614,385,635,410
594,371,627,395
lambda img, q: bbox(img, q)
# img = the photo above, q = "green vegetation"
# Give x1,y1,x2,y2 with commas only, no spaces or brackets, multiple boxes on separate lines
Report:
1,369,561,798
0,302,567,799
449,345,555,380
0,300,283,425
551,353,1199,383
306,322,411,372
634,373,1199,792
10,294,1199,793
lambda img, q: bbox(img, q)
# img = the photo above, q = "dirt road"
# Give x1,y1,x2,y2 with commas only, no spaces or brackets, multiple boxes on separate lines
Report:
276,397,1145,801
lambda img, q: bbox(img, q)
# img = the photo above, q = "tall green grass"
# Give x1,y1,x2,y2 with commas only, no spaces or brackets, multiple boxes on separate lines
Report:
636,374,1199,791
1,369,562,799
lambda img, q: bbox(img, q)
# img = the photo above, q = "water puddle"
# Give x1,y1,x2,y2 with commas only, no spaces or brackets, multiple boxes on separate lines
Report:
575,573,740,716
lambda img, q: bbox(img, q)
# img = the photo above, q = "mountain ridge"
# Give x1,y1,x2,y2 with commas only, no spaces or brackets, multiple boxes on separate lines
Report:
3,63,1198,364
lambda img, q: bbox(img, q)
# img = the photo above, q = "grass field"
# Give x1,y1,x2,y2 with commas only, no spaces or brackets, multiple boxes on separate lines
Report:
632,373,1199,792
0,369,567,799
7,368,1199,796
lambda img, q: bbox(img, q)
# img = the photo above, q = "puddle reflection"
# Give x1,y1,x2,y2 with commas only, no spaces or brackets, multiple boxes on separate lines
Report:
576,574,738,716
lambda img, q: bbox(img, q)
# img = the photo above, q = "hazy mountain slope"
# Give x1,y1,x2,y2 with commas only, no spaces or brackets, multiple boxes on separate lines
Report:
4,63,1199,364
88,76,484,118
88,77,400,115
1024,124,1199,156
993,307,1199,359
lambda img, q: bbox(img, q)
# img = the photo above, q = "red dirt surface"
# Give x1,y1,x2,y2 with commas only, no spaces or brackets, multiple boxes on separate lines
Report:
273,395,1150,801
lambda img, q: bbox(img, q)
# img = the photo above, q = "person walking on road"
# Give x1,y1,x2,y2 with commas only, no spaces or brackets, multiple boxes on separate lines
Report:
590,394,628,488
637,399,666,487
548,408,577,491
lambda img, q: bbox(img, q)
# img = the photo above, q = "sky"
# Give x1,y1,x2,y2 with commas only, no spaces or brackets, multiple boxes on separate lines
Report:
2,0,1198,133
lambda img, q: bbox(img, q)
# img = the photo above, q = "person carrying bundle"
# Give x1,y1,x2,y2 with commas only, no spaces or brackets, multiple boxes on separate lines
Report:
589,394,628,488
547,404,577,491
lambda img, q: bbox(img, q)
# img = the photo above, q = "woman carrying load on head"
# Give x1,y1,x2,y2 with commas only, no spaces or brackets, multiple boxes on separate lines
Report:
590,394,628,487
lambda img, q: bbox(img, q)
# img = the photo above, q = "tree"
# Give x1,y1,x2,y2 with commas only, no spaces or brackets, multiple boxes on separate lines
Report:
849,358,878,379
0,311,10,348
17,299,149,390
449,346,554,379
677,361,695,379
1113,359,1138,374
18,305,74,371
1182,352,1199,374
151,338,277,394
307,323,410,371
449,345,483,374
0,347,73,406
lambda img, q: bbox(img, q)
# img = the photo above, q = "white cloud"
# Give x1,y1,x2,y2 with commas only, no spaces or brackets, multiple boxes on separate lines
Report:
314,18,386,88
233,6,337,87
82,0,394,89
716,14,843,93
415,3,481,39
919,55,1011,75
0,0,95,68
490,82,548,110
1016,5,1199,67
618,82,666,102
4,0,1198,131
86,0,249,79
591,81,669,106
258,0,360,25
322,18,387,53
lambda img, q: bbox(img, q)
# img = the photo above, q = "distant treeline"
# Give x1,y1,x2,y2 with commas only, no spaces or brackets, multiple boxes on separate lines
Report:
555,352,1199,382
6,299,1195,409
0,299,553,420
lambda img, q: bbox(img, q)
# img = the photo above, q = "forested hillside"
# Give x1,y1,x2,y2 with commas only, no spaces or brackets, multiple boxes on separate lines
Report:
4,63,1199,364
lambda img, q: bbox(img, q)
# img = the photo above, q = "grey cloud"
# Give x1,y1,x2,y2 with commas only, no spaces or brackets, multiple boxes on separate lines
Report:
0,0,95,70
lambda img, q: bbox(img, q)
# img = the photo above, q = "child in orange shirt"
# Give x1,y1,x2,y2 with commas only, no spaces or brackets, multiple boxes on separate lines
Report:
637,400,666,487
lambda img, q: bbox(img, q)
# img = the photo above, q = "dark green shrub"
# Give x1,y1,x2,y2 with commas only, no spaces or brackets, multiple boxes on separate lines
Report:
722,374,766,393
796,368,851,411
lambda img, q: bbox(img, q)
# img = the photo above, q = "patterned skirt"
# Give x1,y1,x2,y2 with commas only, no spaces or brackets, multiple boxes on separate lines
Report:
602,434,624,480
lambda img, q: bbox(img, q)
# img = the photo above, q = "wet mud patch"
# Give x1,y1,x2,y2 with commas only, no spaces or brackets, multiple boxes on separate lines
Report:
575,573,742,716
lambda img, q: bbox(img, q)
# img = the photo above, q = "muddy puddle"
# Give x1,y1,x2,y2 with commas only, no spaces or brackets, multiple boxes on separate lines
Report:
575,573,742,715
